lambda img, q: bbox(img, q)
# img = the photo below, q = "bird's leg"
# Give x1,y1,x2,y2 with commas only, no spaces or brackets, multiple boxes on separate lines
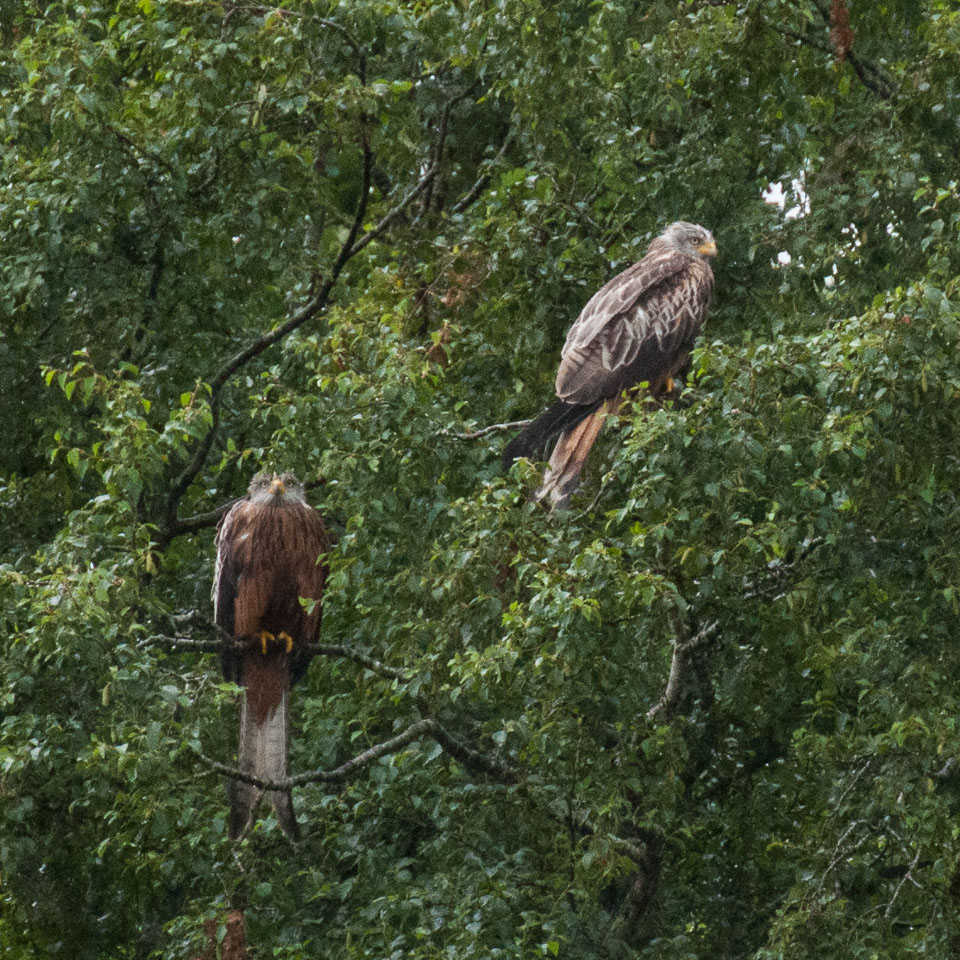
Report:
259,631,276,655
278,631,294,653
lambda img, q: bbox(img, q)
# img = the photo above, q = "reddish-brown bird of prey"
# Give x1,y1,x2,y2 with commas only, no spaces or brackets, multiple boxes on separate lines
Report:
213,472,330,839
503,221,717,508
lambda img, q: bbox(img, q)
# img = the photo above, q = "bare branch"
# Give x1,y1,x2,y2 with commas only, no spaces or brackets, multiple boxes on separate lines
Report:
646,619,720,722
335,127,375,277
165,501,235,539
139,633,409,680
347,159,441,260
433,418,532,441
451,129,515,215
197,718,518,788
310,643,408,679
414,95,455,224
884,845,923,919
414,82,482,223
423,718,517,781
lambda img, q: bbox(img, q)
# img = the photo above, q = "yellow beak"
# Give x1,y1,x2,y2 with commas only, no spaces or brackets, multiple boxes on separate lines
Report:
697,239,718,257
269,476,286,496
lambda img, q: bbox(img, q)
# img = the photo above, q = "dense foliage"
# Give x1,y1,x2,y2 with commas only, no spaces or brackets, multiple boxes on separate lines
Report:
3,1,960,957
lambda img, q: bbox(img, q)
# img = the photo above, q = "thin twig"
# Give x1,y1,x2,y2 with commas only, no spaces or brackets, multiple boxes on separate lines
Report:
433,418,532,440
884,846,923,919
451,129,515,215
414,92,456,224
818,819,869,893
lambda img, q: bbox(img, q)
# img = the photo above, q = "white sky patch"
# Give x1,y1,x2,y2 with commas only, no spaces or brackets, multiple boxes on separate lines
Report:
763,175,810,221
763,170,811,270
841,222,864,249
762,181,785,207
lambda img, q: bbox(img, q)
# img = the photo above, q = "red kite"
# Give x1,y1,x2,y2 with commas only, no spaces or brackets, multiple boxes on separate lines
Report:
503,221,716,508
213,472,330,839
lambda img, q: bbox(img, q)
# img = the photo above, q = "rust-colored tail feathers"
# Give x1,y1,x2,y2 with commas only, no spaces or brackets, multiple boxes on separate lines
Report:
533,396,620,509
501,398,604,469
229,652,297,840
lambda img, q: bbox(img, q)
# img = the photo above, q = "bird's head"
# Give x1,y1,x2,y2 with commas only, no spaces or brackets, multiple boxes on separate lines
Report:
660,221,717,259
247,471,307,504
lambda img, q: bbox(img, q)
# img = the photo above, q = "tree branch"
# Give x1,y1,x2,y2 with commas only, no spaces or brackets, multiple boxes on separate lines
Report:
164,501,236,540
224,5,366,69
197,718,518,788
645,619,720,722
790,0,895,99
451,129,514,215
140,633,409,680
884,845,922,919
161,105,421,534
346,158,441,260
433,418,532,441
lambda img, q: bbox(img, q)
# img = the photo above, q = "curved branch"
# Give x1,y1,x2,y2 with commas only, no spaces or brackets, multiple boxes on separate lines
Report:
433,418,532,441
162,127,379,532
198,718,518,788
451,129,515,215
646,619,720,722
164,501,235,539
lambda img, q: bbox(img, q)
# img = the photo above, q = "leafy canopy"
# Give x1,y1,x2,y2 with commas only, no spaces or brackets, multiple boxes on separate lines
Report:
3,1,960,958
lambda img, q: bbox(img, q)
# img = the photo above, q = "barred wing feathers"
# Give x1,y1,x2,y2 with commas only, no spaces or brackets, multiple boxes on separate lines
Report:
556,247,713,405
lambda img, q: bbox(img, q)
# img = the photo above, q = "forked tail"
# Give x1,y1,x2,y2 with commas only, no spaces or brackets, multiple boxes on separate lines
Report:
534,395,620,509
501,398,603,469
230,660,297,839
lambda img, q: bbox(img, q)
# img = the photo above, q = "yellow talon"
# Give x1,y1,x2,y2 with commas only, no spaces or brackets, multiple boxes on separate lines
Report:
259,631,275,655
279,632,294,653
665,377,674,394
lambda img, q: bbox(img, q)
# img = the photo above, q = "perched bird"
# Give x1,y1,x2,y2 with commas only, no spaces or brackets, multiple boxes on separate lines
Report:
213,471,330,839
502,221,717,508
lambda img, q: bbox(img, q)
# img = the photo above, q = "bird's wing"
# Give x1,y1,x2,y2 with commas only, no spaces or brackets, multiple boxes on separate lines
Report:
288,505,331,685
556,251,713,405
213,503,241,681
214,500,275,682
